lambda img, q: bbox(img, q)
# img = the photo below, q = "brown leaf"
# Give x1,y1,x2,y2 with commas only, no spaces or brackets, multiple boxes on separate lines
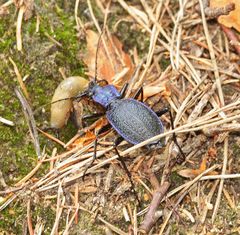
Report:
210,0,240,32
72,130,96,148
0,6,9,16
208,147,217,158
161,84,171,98
84,30,134,86
94,117,109,131
71,118,109,148
178,157,218,178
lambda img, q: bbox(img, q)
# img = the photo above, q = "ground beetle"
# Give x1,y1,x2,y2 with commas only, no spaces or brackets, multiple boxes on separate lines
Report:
75,77,174,203
52,31,185,202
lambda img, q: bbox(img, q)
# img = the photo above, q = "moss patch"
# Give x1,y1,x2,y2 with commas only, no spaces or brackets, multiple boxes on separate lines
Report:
0,1,86,233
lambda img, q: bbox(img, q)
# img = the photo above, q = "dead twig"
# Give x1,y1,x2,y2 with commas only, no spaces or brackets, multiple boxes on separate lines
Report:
9,57,30,100
197,0,235,19
139,182,170,234
50,182,65,235
159,164,219,235
27,199,34,235
211,137,229,222
0,116,14,126
221,24,240,56
15,87,41,159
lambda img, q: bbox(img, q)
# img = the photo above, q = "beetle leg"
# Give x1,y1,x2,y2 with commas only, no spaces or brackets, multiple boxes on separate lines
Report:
156,107,185,163
120,83,129,98
155,107,169,117
168,110,186,164
113,138,140,204
82,113,105,126
82,113,105,121
114,135,124,146
133,87,143,102
82,123,112,180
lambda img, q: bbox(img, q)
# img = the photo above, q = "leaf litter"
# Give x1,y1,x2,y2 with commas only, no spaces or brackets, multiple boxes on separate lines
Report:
1,0,240,234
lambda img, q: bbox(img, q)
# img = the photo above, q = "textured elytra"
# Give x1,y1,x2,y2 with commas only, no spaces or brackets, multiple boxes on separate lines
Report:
106,98,164,145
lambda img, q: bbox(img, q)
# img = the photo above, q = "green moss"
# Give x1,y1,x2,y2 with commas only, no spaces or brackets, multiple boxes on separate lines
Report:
31,202,57,233
35,11,85,77
73,211,105,234
160,55,171,70
0,1,89,233
170,170,185,188
0,201,26,233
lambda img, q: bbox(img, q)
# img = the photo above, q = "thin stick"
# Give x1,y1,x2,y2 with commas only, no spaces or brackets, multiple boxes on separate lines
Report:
15,87,41,159
0,116,14,126
158,165,218,235
38,128,65,147
9,57,30,100
74,184,79,224
199,0,224,106
200,180,219,223
50,182,65,235
221,24,240,56
200,173,240,180
15,154,46,187
16,6,25,51
27,200,34,235
63,204,80,235
212,137,229,222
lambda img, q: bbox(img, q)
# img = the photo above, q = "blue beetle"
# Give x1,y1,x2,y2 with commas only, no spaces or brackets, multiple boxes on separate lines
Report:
86,81,165,147
52,32,185,202
51,78,167,149
76,79,172,203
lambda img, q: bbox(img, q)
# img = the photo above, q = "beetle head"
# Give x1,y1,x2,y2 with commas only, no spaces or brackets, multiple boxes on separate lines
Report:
87,79,109,96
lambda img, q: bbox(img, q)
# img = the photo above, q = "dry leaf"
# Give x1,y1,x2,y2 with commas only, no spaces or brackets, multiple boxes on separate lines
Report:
210,0,240,32
208,147,217,158
0,6,9,16
161,84,171,98
94,117,109,131
84,30,134,86
178,157,218,178
72,130,96,148
71,118,109,148
78,185,98,193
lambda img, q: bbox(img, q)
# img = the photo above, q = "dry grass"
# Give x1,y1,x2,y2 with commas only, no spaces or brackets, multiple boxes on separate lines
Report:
1,0,240,234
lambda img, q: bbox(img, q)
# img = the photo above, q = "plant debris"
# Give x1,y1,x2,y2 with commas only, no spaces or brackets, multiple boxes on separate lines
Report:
1,0,240,234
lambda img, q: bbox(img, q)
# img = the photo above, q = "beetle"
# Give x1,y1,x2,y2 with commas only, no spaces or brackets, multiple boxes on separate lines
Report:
80,80,167,149
72,73,185,203
73,79,170,201
50,31,185,202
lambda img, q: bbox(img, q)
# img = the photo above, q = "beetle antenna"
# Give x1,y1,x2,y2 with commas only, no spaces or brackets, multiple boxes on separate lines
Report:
51,90,88,105
34,91,88,114
94,30,105,84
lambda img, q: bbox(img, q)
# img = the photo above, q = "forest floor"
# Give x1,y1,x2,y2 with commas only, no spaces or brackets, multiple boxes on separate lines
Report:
0,0,240,234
